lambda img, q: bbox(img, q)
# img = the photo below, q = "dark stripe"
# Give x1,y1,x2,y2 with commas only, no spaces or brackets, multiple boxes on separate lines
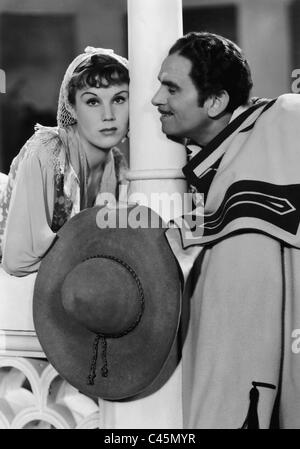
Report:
188,156,223,201
201,180,300,237
239,122,256,133
239,99,277,133
183,99,277,181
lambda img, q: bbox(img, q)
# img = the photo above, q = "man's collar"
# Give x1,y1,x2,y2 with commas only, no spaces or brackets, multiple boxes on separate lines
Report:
183,98,275,186
185,104,248,157
229,104,248,123
186,142,201,161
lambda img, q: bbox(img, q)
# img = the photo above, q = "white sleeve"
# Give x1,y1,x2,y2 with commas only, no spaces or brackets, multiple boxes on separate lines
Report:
2,149,56,276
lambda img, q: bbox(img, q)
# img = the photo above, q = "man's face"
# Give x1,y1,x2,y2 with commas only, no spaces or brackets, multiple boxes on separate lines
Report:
152,52,211,143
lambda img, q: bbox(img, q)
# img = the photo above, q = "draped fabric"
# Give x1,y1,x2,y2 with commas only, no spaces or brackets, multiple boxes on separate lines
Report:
0,124,127,275
174,95,300,248
166,94,300,428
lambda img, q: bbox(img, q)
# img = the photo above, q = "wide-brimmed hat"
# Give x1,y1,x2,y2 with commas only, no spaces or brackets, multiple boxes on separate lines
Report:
33,204,182,400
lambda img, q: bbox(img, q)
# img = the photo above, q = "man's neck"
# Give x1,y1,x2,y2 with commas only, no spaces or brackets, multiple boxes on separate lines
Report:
193,112,233,147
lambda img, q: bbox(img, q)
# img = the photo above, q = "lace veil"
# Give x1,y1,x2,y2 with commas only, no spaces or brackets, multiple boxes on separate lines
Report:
57,46,129,128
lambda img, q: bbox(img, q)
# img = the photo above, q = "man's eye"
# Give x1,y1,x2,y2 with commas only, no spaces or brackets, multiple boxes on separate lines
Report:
114,96,126,104
168,88,177,94
86,98,99,106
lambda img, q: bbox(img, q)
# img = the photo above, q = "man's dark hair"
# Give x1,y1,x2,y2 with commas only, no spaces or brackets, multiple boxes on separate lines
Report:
169,31,253,113
68,54,129,105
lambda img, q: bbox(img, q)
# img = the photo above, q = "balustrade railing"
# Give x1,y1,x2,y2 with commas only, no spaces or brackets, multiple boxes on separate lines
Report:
0,267,99,429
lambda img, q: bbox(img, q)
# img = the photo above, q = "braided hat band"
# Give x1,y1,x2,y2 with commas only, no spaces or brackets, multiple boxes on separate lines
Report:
57,46,129,128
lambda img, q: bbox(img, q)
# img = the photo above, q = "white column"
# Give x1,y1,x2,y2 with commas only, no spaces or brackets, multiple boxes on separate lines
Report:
127,0,186,222
99,0,184,429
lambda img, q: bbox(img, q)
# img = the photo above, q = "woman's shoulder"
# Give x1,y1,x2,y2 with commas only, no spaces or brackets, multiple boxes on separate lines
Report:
24,125,62,160
14,125,66,173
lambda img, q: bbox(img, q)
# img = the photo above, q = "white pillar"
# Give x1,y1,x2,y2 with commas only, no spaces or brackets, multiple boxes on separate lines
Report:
98,0,184,429
127,0,186,222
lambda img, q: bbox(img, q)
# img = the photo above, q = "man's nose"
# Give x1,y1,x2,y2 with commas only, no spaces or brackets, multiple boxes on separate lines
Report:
151,86,164,106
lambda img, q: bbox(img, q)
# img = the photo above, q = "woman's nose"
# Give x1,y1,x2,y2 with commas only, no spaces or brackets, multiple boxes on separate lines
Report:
102,104,115,121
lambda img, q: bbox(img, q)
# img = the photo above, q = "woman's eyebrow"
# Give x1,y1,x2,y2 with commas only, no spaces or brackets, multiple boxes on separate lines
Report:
80,90,129,98
80,91,98,97
114,89,129,95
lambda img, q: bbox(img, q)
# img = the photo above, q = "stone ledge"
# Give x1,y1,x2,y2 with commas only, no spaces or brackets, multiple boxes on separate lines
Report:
0,330,44,358
0,267,37,331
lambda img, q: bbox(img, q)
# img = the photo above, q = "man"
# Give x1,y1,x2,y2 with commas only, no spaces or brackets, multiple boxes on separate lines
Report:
152,32,300,428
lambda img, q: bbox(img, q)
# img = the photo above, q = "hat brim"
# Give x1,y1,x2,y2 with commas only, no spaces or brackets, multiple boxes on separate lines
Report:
33,205,182,400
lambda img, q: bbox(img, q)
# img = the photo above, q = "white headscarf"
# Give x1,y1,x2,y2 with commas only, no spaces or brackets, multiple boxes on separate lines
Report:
57,46,129,128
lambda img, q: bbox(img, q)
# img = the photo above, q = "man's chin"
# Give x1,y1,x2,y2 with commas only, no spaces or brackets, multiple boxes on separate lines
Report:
160,123,185,144
165,133,185,145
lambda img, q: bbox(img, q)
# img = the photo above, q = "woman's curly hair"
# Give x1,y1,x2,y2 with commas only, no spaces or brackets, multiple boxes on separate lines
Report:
68,54,129,105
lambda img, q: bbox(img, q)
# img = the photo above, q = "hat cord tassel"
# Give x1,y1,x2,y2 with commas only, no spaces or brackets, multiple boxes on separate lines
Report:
85,255,145,386
87,334,108,385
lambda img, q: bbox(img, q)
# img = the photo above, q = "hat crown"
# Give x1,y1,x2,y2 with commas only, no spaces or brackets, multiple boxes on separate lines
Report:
61,257,144,336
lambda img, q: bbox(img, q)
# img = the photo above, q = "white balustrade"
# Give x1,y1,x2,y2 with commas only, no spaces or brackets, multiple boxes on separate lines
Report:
0,267,100,429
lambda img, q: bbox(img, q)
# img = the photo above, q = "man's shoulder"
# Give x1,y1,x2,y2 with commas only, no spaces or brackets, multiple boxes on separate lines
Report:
248,94,300,112
275,93,300,112
247,94,300,128
262,93,300,127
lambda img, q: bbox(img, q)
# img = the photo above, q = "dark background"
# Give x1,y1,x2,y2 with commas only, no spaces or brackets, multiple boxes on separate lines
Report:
0,0,298,173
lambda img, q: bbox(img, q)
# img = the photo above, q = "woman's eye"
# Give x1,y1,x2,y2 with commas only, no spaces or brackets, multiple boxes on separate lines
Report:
86,98,99,106
113,96,126,104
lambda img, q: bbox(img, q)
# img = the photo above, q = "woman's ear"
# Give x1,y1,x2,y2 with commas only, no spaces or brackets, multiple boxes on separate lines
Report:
70,105,77,121
206,90,230,118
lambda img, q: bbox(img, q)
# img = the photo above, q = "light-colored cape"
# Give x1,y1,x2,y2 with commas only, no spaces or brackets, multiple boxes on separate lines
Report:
167,94,300,428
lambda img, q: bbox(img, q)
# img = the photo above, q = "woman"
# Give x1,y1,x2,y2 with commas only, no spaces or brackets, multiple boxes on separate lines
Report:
0,47,129,276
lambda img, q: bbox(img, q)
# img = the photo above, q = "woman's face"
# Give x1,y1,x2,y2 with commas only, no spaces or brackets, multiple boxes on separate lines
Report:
73,83,129,151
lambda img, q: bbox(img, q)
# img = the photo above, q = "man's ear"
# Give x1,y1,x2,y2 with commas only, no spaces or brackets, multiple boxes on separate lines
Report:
205,90,230,118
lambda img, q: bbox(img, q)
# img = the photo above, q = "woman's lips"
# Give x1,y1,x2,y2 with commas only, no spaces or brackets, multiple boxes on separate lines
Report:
100,128,117,135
